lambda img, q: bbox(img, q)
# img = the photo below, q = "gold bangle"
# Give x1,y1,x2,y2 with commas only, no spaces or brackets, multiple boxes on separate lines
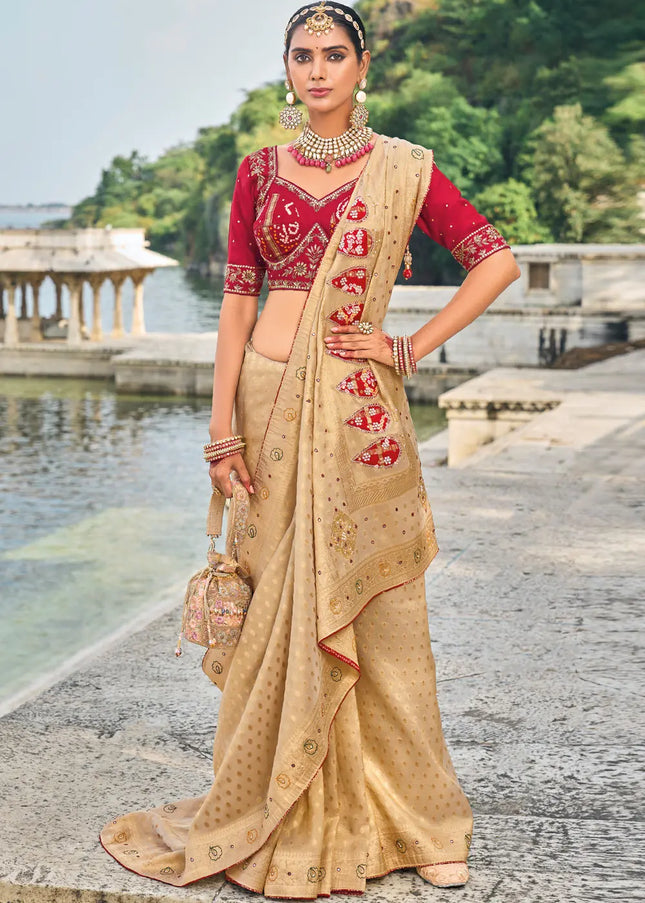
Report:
204,443,245,463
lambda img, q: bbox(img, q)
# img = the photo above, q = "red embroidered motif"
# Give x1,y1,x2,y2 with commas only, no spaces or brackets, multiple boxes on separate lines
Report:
451,224,509,271
329,302,365,325
330,197,350,230
227,149,510,296
266,220,302,256
247,146,276,209
224,264,265,295
345,404,391,433
353,437,401,467
339,229,373,258
330,268,368,297
347,198,368,222
254,221,328,290
336,368,379,398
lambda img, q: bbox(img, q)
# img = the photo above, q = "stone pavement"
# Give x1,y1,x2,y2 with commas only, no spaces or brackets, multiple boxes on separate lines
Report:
1,353,643,903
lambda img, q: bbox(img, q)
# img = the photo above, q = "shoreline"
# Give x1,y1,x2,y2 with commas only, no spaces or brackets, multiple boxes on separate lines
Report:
1,352,642,901
0,578,189,720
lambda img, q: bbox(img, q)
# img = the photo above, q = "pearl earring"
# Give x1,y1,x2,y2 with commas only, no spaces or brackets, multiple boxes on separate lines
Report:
279,79,303,130
350,78,369,128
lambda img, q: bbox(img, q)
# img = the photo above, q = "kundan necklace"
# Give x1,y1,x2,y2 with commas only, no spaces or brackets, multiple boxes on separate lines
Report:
288,122,375,173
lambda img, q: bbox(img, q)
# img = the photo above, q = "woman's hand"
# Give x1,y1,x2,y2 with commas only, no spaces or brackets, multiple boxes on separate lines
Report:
209,453,254,498
324,325,394,367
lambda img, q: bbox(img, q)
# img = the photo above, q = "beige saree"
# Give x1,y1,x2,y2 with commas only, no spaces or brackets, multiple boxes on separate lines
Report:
100,136,473,898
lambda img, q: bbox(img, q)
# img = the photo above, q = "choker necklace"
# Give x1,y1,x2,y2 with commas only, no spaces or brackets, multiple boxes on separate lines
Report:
288,123,375,173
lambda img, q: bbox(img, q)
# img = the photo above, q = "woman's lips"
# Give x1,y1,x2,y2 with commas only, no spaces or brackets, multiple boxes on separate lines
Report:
309,88,331,97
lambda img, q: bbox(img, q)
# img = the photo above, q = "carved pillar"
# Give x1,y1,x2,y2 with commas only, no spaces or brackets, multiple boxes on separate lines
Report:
110,273,127,338
54,280,64,320
79,279,86,329
66,276,82,345
30,276,45,341
3,278,19,346
89,275,105,341
131,269,147,336
19,282,28,319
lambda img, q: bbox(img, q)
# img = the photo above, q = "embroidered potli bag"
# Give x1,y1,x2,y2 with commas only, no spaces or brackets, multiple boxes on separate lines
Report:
175,473,252,657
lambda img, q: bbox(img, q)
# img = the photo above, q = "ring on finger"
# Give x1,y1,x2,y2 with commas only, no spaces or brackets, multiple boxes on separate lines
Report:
211,485,222,495
358,320,374,335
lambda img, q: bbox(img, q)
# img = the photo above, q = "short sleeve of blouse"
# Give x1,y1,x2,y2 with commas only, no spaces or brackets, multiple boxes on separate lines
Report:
223,155,266,296
416,162,509,271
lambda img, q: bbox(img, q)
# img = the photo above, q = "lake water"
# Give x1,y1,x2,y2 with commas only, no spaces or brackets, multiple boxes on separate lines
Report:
0,207,71,229
0,218,447,712
0,378,211,712
0,375,444,714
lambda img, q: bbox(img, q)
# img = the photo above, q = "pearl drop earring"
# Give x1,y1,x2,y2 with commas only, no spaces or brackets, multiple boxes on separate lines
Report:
279,79,303,130
350,78,369,128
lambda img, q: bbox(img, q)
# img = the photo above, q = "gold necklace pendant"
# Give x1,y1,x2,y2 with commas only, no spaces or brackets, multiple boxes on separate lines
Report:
288,123,375,172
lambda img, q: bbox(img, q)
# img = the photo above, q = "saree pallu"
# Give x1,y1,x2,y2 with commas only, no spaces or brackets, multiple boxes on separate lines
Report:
100,136,473,898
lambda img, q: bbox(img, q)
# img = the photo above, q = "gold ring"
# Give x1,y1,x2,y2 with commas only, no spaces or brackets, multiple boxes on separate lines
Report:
358,321,374,335
211,485,222,495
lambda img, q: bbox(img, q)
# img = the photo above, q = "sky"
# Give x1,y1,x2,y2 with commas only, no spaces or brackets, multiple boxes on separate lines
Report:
0,0,306,205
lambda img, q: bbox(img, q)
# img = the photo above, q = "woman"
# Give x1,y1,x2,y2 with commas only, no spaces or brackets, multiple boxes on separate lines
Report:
100,3,520,897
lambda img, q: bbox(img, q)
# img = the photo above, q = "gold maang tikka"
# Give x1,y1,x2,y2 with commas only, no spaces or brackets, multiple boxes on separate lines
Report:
304,3,335,37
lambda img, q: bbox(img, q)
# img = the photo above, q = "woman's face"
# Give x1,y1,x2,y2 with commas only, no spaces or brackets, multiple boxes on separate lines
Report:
285,23,369,120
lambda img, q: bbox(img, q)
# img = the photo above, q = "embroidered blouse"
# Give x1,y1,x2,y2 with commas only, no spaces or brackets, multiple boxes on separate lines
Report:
224,145,509,296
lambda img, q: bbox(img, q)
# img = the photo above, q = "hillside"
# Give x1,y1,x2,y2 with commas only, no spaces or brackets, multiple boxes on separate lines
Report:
69,0,644,283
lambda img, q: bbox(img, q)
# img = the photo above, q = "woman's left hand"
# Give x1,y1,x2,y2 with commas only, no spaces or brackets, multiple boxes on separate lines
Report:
324,325,394,367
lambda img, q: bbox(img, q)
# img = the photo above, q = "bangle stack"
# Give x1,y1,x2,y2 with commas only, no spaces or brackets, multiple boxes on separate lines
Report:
391,335,418,378
203,435,246,463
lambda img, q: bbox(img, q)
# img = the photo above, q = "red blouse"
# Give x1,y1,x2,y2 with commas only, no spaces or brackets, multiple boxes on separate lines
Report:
224,145,509,296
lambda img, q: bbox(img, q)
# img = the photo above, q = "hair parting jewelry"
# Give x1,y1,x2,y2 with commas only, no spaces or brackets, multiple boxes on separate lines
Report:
285,5,366,51
391,335,417,378
304,2,334,37
288,122,374,172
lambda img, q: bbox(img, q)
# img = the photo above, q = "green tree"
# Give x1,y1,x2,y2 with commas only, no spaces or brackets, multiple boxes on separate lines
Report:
67,1,645,266
186,126,240,266
472,179,552,243
522,103,641,241
604,63,645,136
370,70,504,195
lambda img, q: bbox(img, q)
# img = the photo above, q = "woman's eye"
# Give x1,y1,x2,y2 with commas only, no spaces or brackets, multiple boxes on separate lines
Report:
294,53,310,63
328,53,345,61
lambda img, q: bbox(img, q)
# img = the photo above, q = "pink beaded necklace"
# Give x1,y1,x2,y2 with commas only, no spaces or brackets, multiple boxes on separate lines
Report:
288,123,375,174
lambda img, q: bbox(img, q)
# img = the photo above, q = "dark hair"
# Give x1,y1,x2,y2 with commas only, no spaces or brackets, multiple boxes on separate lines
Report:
285,4,368,60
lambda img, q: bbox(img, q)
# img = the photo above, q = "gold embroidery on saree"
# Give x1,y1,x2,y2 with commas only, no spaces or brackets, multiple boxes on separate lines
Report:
330,509,358,558
98,137,458,892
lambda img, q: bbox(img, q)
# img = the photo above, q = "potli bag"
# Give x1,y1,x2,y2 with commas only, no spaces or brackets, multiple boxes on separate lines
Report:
175,473,252,657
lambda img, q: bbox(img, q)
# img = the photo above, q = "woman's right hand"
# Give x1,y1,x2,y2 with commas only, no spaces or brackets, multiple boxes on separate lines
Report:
209,453,255,498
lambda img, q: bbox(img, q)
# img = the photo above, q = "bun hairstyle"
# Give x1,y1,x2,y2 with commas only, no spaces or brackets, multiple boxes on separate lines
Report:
284,3,368,60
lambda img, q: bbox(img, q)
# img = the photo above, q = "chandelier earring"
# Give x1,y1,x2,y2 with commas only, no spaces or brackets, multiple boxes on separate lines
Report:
279,79,303,130
349,78,369,128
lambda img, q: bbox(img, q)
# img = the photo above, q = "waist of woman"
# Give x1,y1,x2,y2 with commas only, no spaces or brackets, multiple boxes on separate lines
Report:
249,288,310,363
